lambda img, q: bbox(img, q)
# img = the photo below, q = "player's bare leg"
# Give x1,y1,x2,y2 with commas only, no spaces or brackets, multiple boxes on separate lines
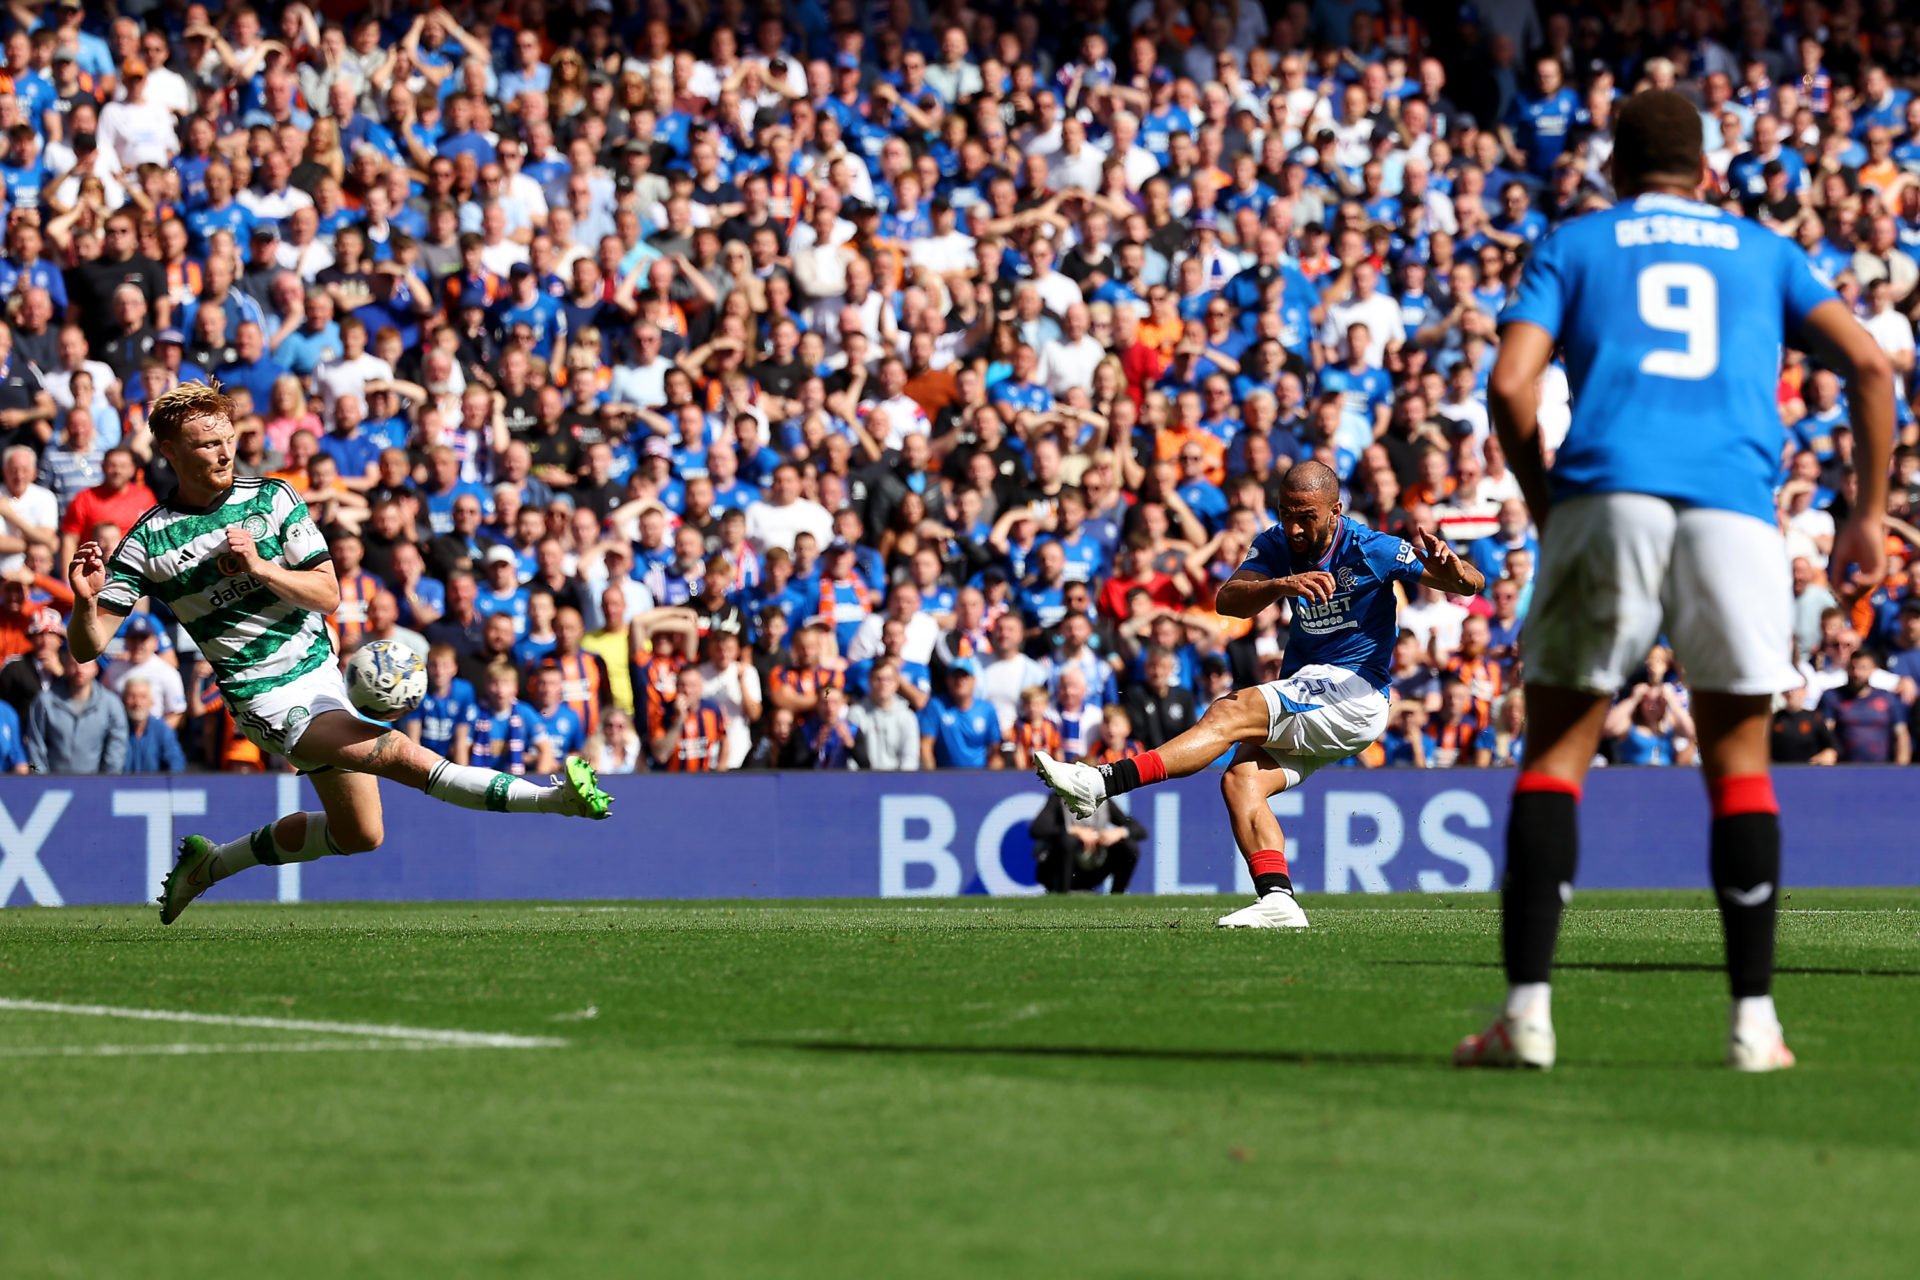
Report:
1035,690,1268,818
1214,745,1310,929
1692,692,1794,1072
1455,683,1610,1070
160,714,610,923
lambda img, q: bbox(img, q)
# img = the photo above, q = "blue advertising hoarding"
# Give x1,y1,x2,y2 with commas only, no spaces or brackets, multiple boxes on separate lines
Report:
1,768,1914,908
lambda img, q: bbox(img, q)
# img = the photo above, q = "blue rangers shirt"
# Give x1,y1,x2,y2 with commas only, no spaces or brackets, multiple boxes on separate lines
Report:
1238,516,1428,692
1499,194,1836,526
406,680,479,757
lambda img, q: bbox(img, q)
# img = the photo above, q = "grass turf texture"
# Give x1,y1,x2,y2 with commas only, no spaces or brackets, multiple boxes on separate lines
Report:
2,891,1916,1278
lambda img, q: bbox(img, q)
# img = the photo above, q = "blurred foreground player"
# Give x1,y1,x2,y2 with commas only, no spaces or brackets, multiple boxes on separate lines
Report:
1033,462,1484,927
1460,90,1893,1072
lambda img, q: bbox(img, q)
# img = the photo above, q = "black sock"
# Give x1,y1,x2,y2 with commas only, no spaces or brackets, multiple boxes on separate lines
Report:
1710,812,1780,999
1502,791,1580,986
1097,757,1143,796
1254,872,1293,897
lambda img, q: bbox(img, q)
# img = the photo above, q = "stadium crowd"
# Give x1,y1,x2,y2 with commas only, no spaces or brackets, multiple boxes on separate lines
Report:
1,0,1918,777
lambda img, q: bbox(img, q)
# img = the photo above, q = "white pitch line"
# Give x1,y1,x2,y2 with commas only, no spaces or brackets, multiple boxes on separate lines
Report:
0,998,566,1049
0,1040,488,1059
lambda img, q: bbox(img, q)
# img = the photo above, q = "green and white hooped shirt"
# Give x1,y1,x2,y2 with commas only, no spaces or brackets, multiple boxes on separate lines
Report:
97,478,335,701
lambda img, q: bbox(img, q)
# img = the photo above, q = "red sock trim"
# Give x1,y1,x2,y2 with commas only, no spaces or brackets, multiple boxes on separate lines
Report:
1248,848,1289,878
1710,774,1778,819
1515,770,1582,801
1135,750,1167,785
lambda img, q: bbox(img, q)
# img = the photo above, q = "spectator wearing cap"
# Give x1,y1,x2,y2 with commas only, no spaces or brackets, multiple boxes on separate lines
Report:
101,614,186,730
0,445,57,575
120,676,186,774
27,646,128,775
97,57,176,169
919,658,1002,769
475,544,533,634
122,329,207,406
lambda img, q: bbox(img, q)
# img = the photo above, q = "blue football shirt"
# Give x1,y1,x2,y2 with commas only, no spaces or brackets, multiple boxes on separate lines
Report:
1499,194,1836,526
1238,516,1428,691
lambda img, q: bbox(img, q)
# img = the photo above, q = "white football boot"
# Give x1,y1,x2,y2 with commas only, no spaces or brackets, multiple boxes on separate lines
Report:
1033,750,1107,819
1454,1009,1557,1071
1216,890,1311,929
1727,1019,1797,1073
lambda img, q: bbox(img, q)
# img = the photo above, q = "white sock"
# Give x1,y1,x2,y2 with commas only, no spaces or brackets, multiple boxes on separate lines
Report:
269,812,348,865
207,824,272,884
1505,983,1551,1022
425,761,565,813
1732,995,1779,1036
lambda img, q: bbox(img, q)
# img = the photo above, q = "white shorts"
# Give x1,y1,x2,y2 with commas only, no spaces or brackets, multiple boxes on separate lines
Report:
228,660,356,770
1255,663,1390,782
1525,493,1797,696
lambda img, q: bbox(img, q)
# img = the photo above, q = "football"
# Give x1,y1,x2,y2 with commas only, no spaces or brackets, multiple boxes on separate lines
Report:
345,639,428,721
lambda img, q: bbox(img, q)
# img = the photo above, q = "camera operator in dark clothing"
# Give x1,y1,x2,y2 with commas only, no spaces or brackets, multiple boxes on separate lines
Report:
1028,794,1145,894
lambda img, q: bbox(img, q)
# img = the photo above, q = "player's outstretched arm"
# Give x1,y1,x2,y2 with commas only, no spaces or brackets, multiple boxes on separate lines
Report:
1215,568,1335,618
1488,321,1557,530
1799,298,1894,604
1411,530,1486,596
65,541,120,664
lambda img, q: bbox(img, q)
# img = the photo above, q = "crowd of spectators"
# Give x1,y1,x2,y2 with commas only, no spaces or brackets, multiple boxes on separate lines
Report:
1,0,1919,778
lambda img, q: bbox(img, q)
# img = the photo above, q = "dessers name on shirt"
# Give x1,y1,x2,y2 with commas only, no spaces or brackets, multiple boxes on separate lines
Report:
1613,216,1740,250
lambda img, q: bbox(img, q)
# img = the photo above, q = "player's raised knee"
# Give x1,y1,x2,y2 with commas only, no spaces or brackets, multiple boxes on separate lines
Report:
333,815,384,854
1203,688,1268,739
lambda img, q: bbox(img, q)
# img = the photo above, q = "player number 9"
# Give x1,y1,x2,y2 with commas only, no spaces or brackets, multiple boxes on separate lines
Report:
1635,263,1719,381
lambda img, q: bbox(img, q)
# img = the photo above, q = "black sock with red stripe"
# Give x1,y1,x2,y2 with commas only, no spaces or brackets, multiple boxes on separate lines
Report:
1097,750,1166,796
1709,774,1781,999
1503,772,1581,985
1248,847,1293,897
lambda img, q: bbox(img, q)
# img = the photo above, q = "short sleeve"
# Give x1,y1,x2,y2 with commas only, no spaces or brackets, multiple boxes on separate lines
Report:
273,481,330,569
1498,230,1568,341
97,529,151,616
1779,243,1840,339
1237,529,1290,579
917,704,938,737
1371,529,1428,586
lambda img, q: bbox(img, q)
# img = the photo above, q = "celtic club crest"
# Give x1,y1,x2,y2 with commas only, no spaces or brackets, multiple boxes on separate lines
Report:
242,514,271,539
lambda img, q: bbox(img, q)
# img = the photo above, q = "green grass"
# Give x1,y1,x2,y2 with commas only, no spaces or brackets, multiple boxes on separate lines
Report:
3,891,1917,1278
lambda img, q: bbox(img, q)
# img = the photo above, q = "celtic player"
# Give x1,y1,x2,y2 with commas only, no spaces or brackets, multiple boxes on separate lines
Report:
64,383,612,925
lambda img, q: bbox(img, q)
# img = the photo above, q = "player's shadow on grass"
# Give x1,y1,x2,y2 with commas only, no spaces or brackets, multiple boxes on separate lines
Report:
743,1039,1439,1067
1376,959,1920,979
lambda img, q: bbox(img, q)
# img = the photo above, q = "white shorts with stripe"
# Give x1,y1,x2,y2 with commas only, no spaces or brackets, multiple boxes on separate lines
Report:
228,661,357,770
1255,663,1390,783
1524,493,1798,696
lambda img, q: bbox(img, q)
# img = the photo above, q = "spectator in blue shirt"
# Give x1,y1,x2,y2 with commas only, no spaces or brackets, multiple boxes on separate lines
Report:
1501,56,1582,180
120,677,185,773
213,321,288,410
918,662,1003,768
523,664,586,769
0,696,26,773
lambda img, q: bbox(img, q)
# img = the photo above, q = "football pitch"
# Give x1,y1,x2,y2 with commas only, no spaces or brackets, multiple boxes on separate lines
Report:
2,891,1916,1278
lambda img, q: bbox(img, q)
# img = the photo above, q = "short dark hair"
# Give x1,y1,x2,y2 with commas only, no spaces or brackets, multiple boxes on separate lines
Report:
1612,89,1704,190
